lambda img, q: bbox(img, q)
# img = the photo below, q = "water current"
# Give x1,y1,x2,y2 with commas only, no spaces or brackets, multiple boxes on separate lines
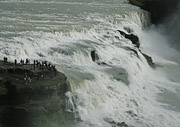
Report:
0,0,180,127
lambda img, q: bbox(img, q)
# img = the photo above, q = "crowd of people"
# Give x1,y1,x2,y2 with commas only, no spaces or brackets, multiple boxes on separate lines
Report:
2,57,58,85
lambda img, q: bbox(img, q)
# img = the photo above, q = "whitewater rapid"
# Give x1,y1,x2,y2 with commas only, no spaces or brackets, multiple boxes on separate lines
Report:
0,0,180,127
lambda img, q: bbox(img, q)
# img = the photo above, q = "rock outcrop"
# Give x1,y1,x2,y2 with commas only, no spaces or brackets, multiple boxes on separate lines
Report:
91,50,99,62
117,30,140,48
0,60,74,127
117,30,155,67
141,52,155,68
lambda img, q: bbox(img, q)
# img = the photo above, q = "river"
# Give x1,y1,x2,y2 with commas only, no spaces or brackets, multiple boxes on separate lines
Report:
0,0,180,127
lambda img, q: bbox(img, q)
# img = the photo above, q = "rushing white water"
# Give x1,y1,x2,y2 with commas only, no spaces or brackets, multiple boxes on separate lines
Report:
0,0,180,127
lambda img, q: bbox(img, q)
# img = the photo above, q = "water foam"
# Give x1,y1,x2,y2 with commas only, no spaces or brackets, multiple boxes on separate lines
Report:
1,1,180,127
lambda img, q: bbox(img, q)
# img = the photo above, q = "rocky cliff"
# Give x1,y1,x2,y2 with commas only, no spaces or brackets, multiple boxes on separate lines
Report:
0,60,74,127
129,0,179,24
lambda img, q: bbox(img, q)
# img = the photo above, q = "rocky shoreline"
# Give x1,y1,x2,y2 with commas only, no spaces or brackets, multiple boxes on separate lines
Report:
0,60,74,127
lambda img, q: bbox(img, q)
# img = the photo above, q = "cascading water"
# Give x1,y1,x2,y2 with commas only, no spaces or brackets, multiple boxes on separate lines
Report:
0,0,180,127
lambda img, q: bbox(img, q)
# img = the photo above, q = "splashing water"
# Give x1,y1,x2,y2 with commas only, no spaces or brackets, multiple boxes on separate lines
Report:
0,0,180,127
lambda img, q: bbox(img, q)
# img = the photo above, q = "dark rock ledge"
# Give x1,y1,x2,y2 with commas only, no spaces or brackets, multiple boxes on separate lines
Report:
0,60,74,127
91,30,155,68
117,30,155,68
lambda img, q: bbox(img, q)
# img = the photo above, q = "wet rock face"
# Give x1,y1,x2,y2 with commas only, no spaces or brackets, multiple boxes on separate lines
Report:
107,120,129,127
117,30,140,48
91,50,99,62
116,30,155,67
2,108,33,127
141,52,155,68
129,0,179,24
0,60,73,127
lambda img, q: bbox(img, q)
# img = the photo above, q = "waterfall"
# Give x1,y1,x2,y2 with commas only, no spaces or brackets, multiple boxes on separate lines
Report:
118,11,151,29
1,1,180,126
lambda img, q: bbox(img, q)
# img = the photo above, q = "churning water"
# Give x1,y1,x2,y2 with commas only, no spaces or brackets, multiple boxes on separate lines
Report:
0,0,180,127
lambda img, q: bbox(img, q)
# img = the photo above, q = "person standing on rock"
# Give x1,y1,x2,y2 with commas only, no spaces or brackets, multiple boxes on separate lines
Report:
4,57,8,62
26,58,29,65
45,61,47,68
20,59,23,65
33,60,36,69
36,61,40,67
50,65,54,74
27,77,31,84
53,65,57,76
14,59,17,65
24,76,27,84
48,63,51,70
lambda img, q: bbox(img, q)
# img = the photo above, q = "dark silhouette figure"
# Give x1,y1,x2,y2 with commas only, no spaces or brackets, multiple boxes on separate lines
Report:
14,59,17,65
33,60,36,69
4,57,8,62
20,59,23,65
25,58,30,65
